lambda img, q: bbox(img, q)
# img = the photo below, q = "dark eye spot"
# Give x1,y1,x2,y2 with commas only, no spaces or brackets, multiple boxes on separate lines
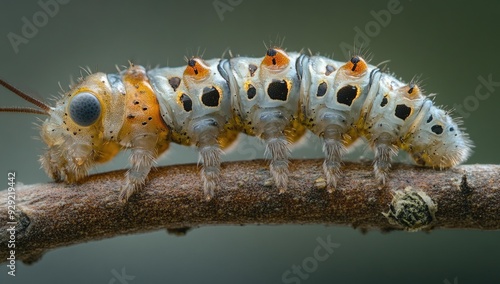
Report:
247,84,256,99
69,92,101,127
394,104,412,121
202,86,220,107
180,93,192,112
380,95,388,107
431,125,443,135
427,115,433,123
267,80,288,101
316,82,327,97
325,65,335,76
248,64,258,77
168,77,181,91
336,85,358,106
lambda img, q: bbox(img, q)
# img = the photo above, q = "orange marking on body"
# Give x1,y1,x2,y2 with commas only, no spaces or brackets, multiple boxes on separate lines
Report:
403,83,422,100
118,65,169,145
184,58,210,80
261,48,290,70
342,56,368,77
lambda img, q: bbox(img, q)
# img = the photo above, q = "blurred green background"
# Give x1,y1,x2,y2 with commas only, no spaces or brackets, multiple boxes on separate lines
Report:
0,0,499,283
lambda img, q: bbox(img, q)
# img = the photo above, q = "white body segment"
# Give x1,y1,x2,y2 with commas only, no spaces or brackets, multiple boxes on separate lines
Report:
1,47,472,201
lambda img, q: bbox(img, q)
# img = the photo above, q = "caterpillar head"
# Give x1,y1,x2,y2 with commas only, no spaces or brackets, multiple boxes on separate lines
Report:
405,100,473,168
0,75,123,182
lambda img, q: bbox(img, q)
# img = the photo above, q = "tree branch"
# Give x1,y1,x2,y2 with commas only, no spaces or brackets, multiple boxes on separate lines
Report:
1,160,499,264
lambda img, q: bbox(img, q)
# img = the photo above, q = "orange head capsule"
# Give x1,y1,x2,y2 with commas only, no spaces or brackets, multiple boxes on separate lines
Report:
261,48,290,71
184,58,211,80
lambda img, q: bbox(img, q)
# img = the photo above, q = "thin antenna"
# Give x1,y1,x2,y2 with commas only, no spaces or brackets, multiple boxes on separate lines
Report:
0,78,51,113
0,107,49,115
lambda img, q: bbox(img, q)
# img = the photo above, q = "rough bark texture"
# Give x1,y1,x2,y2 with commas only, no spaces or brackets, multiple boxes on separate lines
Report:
0,160,499,264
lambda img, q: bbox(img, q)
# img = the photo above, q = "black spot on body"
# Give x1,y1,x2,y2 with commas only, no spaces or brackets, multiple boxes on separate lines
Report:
336,85,358,106
316,82,327,97
325,65,335,76
187,59,198,75
202,86,220,107
267,49,277,56
180,93,192,112
248,64,257,77
247,84,256,99
431,125,443,135
408,83,415,94
395,104,412,121
380,96,388,107
350,56,360,71
267,80,288,101
168,77,181,91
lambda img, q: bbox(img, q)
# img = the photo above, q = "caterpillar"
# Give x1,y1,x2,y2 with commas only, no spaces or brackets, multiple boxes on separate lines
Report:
0,47,472,202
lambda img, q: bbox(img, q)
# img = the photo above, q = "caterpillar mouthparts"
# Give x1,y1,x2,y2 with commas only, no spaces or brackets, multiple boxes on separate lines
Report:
0,47,472,202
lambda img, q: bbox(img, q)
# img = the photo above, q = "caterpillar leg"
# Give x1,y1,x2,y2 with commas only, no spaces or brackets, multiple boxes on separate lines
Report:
265,136,290,193
192,118,224,200
40,148,64,182
322,127,346,192
119,136,159,202
372,133,398,184
41,143,96,184
259,113,290,193
199,145,223,200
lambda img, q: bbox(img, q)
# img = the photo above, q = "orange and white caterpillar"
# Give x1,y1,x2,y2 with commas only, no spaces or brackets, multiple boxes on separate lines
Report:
0,47,472,202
